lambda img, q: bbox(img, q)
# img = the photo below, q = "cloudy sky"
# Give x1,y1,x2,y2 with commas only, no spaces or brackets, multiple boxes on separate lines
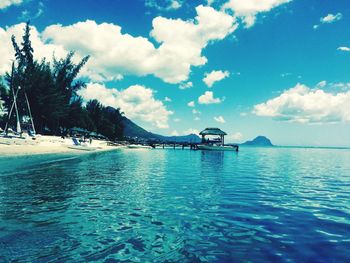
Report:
1,0,350,146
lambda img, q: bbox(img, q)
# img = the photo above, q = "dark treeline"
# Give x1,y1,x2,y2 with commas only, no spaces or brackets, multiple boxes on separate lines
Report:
0,22,124,140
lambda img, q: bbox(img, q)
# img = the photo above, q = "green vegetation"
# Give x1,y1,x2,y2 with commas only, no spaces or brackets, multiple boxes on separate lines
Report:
0,22,124,140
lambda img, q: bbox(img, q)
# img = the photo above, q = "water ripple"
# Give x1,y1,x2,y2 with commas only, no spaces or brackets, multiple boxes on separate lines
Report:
0,148,350,262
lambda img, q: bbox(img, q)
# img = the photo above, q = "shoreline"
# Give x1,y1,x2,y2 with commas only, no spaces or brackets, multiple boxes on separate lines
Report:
0,135,122,157
0,144,121,157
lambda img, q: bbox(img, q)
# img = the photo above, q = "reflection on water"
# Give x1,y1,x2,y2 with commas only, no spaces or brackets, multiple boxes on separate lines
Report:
0,148,350,262
201,150,226,170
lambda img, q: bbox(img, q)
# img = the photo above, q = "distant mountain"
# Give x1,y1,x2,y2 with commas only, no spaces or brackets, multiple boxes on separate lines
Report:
122,117,201,143
122,117,153,139
241,136,274,146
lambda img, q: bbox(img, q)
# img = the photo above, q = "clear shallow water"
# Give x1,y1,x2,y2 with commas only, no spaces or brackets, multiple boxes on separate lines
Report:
0,147,350,262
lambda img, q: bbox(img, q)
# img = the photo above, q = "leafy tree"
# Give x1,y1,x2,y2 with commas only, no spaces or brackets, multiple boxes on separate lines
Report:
0,80,9,109
98,106,124,140
8,21,35,121
0,81,9,127
50,52,89,133
27,59,64,132
1,21,124,141
52,51,89,105
9,22,90,134
86,100,124,140
86,99,102,131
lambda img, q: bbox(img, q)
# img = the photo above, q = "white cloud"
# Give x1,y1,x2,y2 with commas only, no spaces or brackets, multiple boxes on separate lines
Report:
187,101,195,107
207,0,215,5
316,80,327,88
0,6,237,83
320,13,342,24
41,5,236,84
0,3,285,84
214,115,226,123
183,128,199,135
203,70,230,87
314,13,343,29
171,130,179,136
194,116,200,121
173,118,181,122
149,5,237,83
145,0,182,11
240,112,248,116
331,82,350,90
311,81,350,91
179,81,193,90
78,83,173,129
19,9,29,19
222,0,291,27
170,0,181,10
192,109,201,114
43,20,157,82
228,132,243,141
253,83,350,124
338,46,350,52
164,96,172,102
19,2,44,20
0,0,23,9
280,72,292,78
0,23,68,76
198,91,222,104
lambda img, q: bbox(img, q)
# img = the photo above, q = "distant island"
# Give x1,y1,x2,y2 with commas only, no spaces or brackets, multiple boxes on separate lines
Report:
241,136,274,147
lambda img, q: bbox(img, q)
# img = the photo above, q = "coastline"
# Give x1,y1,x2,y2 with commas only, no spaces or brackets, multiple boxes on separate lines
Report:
0,144,121,157
0,135,121,157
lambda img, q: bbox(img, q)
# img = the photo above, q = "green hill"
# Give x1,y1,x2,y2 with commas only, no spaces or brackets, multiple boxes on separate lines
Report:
121,117,201,143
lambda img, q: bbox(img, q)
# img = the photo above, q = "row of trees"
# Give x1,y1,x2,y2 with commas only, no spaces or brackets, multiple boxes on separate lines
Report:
0,22,124,140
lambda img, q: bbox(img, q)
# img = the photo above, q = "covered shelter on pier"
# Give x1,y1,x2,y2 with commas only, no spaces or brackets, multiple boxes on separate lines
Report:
199,128,227,146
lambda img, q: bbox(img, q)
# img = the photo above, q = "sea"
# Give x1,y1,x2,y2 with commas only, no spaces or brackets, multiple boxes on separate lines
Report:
0,147,349,262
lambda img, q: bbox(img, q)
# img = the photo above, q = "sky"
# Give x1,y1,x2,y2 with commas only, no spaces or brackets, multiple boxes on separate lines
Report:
0,0,350,147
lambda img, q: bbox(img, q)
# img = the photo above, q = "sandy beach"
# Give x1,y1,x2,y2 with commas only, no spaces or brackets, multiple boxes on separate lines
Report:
0,135,121,157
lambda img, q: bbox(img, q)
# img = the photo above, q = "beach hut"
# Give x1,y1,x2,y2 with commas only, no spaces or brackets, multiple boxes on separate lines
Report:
199,128,227,146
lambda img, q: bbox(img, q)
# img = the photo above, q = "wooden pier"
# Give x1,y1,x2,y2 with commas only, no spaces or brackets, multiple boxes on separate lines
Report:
153,143,199,150
151,143,239,151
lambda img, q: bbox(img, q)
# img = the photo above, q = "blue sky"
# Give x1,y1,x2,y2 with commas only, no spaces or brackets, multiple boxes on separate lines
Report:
1,0,350,146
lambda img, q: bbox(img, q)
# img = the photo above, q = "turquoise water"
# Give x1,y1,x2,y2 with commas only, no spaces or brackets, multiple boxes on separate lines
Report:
0,147,350,262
